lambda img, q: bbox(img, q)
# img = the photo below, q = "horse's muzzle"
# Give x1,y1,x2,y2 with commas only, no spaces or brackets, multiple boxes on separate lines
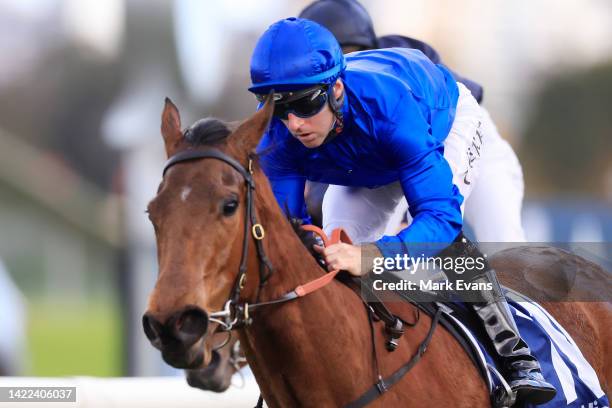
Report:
142,305,209,368
185,350,232,392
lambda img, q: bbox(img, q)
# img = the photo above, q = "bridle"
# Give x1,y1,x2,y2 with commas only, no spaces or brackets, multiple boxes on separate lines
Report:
162,147,344,332
163,147,274,331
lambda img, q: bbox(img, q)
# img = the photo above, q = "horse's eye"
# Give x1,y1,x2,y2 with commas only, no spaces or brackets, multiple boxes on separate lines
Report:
222,199,239,216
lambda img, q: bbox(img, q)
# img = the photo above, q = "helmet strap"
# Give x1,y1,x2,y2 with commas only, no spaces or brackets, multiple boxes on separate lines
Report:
322,85,344,145
329,85,344,128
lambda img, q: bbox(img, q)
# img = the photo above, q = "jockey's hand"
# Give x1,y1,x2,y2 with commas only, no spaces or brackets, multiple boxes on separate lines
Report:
313,243,363,276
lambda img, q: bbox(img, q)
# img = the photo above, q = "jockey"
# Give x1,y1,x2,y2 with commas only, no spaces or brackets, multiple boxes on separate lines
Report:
299,0,526,243
249,17,556,405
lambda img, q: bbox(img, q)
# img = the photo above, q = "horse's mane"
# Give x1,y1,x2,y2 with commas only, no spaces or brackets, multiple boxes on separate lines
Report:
183,117,237,146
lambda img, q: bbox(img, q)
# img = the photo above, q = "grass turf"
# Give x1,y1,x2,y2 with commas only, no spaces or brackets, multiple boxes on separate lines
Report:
26,299,122,376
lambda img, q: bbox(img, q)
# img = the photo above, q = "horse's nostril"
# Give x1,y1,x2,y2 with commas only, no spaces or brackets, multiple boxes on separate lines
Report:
142,313,163,345
174,306,209,346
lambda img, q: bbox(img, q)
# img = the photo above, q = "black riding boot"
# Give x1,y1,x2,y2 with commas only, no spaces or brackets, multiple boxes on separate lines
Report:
451,236,557,406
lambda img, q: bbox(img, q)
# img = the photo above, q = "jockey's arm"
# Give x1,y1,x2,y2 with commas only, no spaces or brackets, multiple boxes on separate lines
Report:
374,92,463,259
315,93,464,276
268,175,312,225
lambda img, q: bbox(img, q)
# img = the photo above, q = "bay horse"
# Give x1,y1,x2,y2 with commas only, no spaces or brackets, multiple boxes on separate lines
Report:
180,245,612,395
143,97,610,406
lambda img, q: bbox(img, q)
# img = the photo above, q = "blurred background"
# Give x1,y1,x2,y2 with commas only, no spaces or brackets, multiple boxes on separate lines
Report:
0,0,610,384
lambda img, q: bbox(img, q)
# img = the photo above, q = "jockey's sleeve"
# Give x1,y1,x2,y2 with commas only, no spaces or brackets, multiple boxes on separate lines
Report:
257,128,312,225
268,175,312,225
375,92,463,258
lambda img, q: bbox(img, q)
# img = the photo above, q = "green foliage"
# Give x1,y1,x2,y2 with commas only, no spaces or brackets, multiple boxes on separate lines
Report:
521,60,612,196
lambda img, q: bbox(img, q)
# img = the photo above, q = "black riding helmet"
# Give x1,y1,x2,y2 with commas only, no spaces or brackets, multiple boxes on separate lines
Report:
299,0,378,50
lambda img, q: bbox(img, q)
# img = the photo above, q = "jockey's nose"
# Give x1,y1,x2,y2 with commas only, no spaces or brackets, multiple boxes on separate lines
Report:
286,113,304,133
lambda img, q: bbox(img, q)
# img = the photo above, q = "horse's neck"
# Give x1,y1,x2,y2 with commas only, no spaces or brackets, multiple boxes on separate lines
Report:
249,172,359,314
254,196,328,299
242,185,374,404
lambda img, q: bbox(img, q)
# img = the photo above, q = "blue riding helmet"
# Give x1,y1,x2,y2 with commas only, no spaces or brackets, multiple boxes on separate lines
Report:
249,17,346,95
298,0,377,50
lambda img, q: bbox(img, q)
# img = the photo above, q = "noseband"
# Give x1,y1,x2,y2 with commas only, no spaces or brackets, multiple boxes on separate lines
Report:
163,148,274,330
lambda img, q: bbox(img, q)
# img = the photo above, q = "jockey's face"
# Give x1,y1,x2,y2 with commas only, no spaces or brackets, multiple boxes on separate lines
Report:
281,80,344,148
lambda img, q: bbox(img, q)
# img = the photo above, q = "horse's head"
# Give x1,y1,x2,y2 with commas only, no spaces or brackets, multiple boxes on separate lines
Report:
142,96,273,369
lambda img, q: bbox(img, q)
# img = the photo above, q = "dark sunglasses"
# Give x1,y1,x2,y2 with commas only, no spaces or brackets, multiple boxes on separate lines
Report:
256,86,329,120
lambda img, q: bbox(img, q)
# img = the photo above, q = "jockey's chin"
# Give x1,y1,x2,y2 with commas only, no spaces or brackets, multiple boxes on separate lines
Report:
282,106,335,148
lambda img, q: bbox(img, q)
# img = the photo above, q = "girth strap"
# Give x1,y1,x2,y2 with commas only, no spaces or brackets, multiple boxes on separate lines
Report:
357,281,416,351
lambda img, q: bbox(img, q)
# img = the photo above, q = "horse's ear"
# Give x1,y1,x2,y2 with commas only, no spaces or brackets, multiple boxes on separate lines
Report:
161,97,183,157
230,92,274,152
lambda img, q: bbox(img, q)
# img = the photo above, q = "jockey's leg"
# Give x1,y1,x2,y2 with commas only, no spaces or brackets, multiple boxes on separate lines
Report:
448,234,557,405
322,183,404,244
443,90,555,403
382,197,408,236
463,108,527,242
